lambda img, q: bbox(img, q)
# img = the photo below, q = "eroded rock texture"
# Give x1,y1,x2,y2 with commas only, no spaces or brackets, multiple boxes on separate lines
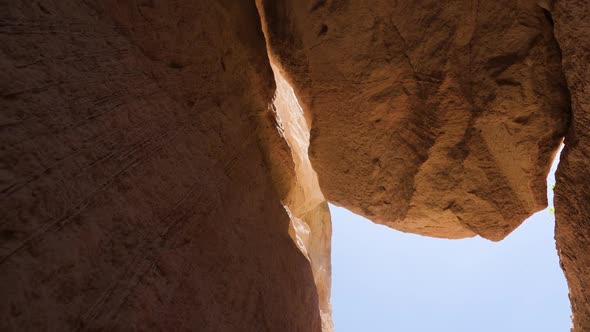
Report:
270,65,333,330
552,1,590,331
0,1,321,331
259,0,570,241
2,0,588,331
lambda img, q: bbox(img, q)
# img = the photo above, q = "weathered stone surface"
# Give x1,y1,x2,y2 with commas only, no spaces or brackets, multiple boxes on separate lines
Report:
259,0,570,241
270,64,333,330
0,1,321,331
552,1,590,331
2,0,588,330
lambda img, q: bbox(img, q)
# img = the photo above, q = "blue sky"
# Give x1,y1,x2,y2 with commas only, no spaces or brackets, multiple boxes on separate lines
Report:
330,152,571,331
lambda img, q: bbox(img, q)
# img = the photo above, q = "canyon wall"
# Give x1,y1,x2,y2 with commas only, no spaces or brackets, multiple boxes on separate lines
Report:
270,65,333,330
0,1,321,331
553,1,590,331
2,0,589,331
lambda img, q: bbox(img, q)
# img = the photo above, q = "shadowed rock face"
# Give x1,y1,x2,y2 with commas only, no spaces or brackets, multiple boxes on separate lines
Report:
258,0,570,241
552,1,590,331
0,1,321,331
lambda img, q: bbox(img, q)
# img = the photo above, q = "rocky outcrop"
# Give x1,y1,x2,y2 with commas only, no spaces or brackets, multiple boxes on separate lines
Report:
0,1,321,331
258,0,570,241
552,1,590,331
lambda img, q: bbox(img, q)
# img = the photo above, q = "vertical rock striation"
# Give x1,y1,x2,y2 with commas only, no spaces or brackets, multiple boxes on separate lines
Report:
259,0,570,241
552,1,590,331
270,64,333,331
0,1,321,331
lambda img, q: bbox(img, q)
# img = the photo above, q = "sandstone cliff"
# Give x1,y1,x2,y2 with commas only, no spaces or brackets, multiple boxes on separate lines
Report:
1,1,321,331
259,0,586,330
2,0,589,331
553,1,590,330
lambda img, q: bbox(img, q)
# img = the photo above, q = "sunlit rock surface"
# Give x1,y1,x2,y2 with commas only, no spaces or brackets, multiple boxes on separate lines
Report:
2,0,589,331
270,64,333,331
259,0,570,241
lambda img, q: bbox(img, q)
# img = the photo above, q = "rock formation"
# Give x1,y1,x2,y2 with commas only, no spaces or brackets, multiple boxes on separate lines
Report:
2,0,589,331
269,64,333,330
552,1,590,330
258,0,570,241
1,1,321,331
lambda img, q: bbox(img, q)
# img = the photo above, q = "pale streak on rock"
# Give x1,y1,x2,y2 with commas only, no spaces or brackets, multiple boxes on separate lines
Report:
271,64,333,331
2,0,590,330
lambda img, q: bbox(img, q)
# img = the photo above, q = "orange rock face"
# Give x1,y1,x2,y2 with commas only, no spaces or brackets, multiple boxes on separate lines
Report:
2,0,589,331
552,1,590,331
0,1,321,331
259,0,570,241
